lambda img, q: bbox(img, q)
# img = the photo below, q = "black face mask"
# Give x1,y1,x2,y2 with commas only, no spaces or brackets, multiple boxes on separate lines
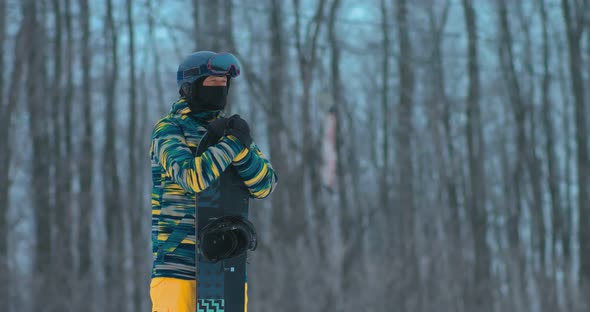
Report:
188,83,228,113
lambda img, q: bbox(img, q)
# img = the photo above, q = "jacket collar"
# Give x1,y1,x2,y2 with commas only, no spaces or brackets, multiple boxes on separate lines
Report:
169,97,225,123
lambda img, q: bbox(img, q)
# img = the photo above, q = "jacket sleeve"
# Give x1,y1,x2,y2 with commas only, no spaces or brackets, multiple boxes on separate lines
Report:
231,142,279,199
149,118,243,194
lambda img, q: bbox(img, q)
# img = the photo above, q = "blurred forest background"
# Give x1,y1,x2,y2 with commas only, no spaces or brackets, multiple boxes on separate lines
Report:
1,0,590,311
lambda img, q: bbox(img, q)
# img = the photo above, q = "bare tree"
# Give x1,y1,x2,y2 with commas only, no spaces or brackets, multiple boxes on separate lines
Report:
0,0,20,306
424,1,464,309
288,9,327,305
266,0,292,310
0,0,4,120
104,0,124,309
125,1,149,310
147,0,165,116
462,1,491,311
496,2,531,308
515,2,546,274
199,1,221,51
539,2,561,309
77,0,95,309
553,23,576,309
191,0,200,49
50,0,75,309
327,2,348,310
562,0,590,298
24,1,54,310
292,0,326,228
394,0,419,310
63,1,76,302
379,0,391,230
0,0,7,300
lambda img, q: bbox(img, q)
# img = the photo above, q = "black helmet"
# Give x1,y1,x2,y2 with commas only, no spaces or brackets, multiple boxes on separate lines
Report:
199,216,257,263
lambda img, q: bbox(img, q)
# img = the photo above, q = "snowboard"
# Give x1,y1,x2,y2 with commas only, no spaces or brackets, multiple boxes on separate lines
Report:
195,132,250,312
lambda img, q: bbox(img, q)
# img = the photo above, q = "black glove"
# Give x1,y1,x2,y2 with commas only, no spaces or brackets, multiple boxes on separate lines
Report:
226,114,252,148
205,117,229,141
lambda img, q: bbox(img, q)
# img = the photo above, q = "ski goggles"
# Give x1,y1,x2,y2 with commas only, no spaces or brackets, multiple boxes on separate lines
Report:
207,52,241,77
178,52,242,82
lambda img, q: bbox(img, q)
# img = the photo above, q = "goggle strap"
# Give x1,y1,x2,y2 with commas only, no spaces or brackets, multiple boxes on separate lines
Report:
178,65,210,81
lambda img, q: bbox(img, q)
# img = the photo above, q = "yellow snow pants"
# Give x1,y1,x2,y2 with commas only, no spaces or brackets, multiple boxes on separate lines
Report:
150,277,196,312
150,277,248,312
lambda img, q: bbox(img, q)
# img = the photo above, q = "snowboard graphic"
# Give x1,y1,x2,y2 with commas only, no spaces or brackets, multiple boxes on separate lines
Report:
195,132,249,312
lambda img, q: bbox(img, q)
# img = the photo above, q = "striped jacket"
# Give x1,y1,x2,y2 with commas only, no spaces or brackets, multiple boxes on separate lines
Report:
149,98,278,280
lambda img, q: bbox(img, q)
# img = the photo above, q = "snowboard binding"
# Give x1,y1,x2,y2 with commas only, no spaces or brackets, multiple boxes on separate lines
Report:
199,215,257,263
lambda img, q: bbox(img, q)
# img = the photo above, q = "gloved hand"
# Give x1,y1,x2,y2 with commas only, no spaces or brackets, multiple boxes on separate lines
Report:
205,117,229,140
226,114,252,148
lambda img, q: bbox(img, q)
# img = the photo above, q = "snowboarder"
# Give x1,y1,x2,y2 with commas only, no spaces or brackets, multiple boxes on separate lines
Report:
149,51,278,312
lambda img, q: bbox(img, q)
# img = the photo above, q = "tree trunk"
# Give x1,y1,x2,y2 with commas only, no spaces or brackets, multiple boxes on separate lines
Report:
50,0,75,309
267,0,292,310
539,1,560,310
125,0,148,310
147,0,165,116
426,2,462,309
462,1,491,311
104,0,124,309
192,0,200,49
0,0,7,304
497,2,533,308
292,0,326,252
220,0,238,112
328,1,353,310
553,32,575,309
561,0,590,293
394,0,419,310
379,0,391,227
204,1,221,51
0,0,22,307
26,1,54,310
519,2,550,309
78,0,95,309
